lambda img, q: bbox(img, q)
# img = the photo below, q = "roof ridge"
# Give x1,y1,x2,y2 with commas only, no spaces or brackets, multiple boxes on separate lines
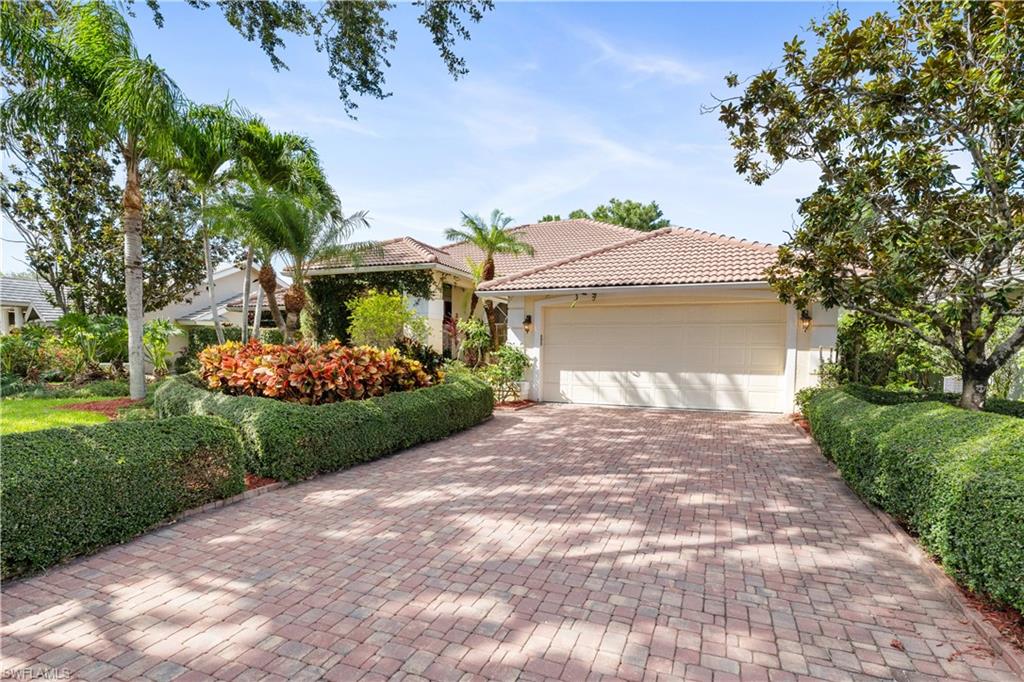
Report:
669,226,777,252
439,218,638,254
480,228,672,290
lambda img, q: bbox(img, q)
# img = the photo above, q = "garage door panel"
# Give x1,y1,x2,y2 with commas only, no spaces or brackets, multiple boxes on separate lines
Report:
543,303,787,413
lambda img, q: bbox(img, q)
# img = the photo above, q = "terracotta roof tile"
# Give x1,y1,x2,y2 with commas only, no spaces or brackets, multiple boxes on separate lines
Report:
477,227,777,292
306,236,469,273
441,219,638,277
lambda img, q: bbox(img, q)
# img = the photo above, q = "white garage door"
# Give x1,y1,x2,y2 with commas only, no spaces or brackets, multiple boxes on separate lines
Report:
542,303,787,412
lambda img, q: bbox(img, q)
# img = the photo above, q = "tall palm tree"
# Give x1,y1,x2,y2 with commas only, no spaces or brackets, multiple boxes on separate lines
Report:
445,210,534,348
174,102,245,344
2,1,185,398
224,188,370,342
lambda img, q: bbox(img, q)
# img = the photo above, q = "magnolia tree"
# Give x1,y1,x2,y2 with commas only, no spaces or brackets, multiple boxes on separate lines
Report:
713,1,1024,409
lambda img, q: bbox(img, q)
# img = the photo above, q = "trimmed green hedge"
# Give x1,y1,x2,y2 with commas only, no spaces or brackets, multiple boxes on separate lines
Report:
2,416,245,578
806,389,1024,611
841,383,1024,418
154,373,494,482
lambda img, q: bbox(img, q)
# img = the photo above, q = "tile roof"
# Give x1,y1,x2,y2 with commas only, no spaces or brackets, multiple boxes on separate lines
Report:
476,227,777,292
0,277,63,322
306,237,469,274
441,219,639,278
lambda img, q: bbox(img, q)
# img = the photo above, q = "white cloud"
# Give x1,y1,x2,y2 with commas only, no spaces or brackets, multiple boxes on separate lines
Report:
256,106,379,137
577,29,704,85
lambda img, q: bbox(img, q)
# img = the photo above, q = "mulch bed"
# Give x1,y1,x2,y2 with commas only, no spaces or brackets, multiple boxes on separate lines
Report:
245,473,277,491
789,413,811,434
494,400,536,411
56,398,140,418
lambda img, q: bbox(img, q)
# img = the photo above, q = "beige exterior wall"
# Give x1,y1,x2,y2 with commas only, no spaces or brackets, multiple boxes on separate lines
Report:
503,286,838,413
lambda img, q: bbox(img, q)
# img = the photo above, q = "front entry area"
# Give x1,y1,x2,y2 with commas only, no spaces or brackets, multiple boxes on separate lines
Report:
541,301,788,412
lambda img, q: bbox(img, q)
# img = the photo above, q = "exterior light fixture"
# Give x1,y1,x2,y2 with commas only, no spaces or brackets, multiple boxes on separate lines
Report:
522,314,533,333
800,310,813,332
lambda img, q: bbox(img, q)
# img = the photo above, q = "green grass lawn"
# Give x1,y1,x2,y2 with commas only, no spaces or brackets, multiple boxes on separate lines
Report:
1,398,111,435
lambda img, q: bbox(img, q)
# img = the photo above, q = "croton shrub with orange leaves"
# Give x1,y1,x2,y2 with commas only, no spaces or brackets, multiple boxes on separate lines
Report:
197,340,440,404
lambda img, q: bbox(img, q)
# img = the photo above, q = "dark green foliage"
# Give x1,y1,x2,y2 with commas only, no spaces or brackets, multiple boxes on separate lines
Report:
805,389,1024,610
307,271,435,344
154,373,493,482
841,384,1023,419
395,336,444,376
139,0,492,113
1,416,245,577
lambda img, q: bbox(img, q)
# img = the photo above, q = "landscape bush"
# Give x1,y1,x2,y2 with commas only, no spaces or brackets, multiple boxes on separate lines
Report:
1,377,130,399
805,389,1024,611
841,383,1023,418
1,416,245,577
174,326,285,373
198,339,437,404
155,372,493,482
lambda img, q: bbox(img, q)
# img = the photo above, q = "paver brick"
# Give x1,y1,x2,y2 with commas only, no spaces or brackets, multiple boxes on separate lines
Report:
0,406,1016,681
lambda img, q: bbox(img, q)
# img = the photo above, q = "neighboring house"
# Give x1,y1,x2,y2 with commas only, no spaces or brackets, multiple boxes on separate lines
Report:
0,277,63,332
305,219,838,413
145,264,287,358
0,267,285,359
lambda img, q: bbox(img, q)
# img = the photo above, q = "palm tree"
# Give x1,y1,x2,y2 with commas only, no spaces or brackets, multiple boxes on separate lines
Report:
445,210,534,348
225,188,370,342
3,2,185,399
174,102,245,344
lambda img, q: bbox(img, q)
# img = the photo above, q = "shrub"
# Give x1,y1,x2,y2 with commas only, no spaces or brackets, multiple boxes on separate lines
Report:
484,344,531,402
805,389,1024,610
841,383,1023,418
175,326,285,374
2,378,131,399
155,373,493,482
395,336,445,376
143,319,182,376
198,340,437,404
346,290,429,348
457,317,490,366
1,416,245,577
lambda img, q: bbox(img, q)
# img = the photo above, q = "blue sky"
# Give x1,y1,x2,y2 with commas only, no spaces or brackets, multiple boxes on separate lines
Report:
2,1,889,272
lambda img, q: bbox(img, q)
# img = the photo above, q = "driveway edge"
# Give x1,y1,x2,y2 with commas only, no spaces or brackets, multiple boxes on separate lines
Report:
790,420,1024,677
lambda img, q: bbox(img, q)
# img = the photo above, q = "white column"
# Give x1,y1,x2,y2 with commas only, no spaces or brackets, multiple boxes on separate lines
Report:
13,307,24,329
781,305,799,413
1,309,9,335
424,273,445,352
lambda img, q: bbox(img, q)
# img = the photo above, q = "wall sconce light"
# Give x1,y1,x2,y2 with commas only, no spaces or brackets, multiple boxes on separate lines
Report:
522,314,533,334
800,310,813,332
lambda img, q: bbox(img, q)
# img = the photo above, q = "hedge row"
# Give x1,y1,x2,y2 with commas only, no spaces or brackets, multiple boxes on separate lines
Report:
2,416,245,578
805,389,1024,611
841,383,1024,418
154,373,494,482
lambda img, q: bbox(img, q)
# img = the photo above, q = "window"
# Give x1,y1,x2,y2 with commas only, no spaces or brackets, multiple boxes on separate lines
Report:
494,302,508,346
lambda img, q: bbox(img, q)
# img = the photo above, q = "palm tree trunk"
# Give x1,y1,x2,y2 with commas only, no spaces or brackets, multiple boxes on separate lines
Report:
201,193,225,344
123,147,146,400
252,286,264,340
484,300,499,351
240,246,253,343
266,291,289,342
258,263,290,342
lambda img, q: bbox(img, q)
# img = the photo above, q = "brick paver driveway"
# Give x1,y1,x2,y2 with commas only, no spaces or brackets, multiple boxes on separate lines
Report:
2,406,1017,681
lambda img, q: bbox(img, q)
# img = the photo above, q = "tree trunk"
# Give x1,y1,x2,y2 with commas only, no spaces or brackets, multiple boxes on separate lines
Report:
257,263,289,342
240,247,253,344
252,286,264,340
959,369,989,411
201,194,225,345
484,300,498,351
122,149,146,400
468,292,479,318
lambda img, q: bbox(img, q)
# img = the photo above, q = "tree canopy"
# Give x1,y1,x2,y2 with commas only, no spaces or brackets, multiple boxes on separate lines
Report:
135,0,493,113
713,1,1024,410
541,199,671,231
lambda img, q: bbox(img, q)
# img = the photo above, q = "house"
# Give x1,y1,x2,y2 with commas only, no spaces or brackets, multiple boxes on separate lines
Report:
306,218,839,413
1,266,285,359
145,264,287,357
0,277,63,332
